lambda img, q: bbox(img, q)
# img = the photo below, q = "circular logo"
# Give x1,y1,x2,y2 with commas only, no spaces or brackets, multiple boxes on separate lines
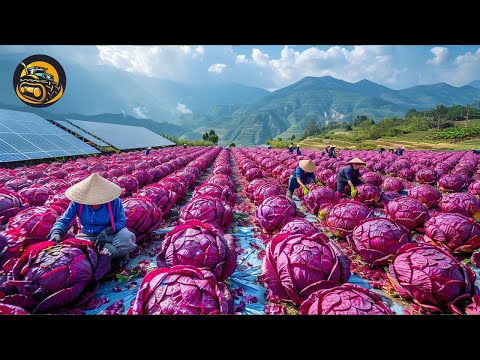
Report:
12,54,66,107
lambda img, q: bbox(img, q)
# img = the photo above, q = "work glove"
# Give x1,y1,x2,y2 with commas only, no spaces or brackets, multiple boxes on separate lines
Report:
49,230,62,244
303,187,309,196
350,186,358,198
315,180,323,186
103,226,115,236
95,231,109,251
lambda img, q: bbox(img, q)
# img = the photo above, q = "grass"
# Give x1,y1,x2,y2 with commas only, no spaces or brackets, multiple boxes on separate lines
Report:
300,133,480,151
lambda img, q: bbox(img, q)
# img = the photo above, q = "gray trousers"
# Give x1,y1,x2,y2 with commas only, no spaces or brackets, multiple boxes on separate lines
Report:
76,228,137,259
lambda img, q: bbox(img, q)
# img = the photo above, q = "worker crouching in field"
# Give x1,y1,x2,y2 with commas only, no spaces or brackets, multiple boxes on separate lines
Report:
336,158,367,198
48,173,137,266
286,159,317,198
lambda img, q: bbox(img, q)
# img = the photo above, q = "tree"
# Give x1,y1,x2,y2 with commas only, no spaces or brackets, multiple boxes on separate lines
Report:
201,130,218,144
303,119,321,137
228,143,236,147
290,134,296,140
345,124,353,131
405,109,418,118
434,105,448,131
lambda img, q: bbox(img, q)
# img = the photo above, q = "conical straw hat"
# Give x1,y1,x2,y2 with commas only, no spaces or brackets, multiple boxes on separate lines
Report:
65,173,122,205
348,157,366,165
299,159,317,173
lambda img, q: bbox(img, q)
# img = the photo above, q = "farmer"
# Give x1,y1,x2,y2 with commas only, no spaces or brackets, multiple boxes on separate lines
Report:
388,147,394,154
378,147,385,153
288,144,294,154
395,147,404,156
146,147,151,155
336,158,367,197
286,159,317,198
328,146,337,158
296,144,302,155
472,149,480,155
48,173,137,263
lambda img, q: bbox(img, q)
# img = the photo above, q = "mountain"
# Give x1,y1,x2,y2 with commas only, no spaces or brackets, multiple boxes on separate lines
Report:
214,77,480,146
468,80,480,89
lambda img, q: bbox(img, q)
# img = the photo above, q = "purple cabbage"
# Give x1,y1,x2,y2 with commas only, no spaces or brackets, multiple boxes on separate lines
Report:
261,232,351,305
127,265,234,315
179,196,233,232
6,207,60,245
156,220,237,281
302,185,339,215
386,197,429,231
18,186,52,207
0,239,110,313
349,218,412,266
300,284,394,315
255,195,301,233
353,184,382,206
388,243,478,314
382,177,404,192
122,197,162,243
415,169,438,184
379,191,401,208
253,183,285,206
439,192,480,221
279,218,319,237
136,184,177,215
193,183,235,206
0,303,29,314
407,184,442,208
424,213,480,254
0,188,23,224
325,201,372,238
468,180,480,198
438,174,467,192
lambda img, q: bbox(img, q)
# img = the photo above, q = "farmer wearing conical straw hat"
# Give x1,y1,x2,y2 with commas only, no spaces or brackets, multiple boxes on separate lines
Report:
48,173,137,263
337,158,367,197
286,159,318,198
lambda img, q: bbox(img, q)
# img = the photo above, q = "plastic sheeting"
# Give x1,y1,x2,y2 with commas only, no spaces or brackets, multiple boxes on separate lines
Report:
84,184,476,315
86,220,408,315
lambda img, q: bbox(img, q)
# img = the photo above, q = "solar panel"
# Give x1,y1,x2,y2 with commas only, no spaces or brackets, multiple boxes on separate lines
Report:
0,109,100,163
57,120,110,147
68,119,175,150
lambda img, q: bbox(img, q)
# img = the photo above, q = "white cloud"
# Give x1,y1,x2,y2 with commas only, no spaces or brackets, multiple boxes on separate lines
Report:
176,103,193,115
450,48,480,85
427,47,449,65
208,63,227,74
180,46,192,54
195,46,205,55
236,54,249,64
252,48,270,66
132,106,148,119
244,45,405,89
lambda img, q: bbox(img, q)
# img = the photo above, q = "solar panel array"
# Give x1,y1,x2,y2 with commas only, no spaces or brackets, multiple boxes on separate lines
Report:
68,119,175,150
0,109,100,162
57,120,110,146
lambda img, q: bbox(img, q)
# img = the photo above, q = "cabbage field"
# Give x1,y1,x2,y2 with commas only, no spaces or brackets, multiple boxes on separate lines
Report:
0,146,479,315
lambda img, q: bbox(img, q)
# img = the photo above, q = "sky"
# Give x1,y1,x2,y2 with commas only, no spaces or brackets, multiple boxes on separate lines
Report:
1,45,480,91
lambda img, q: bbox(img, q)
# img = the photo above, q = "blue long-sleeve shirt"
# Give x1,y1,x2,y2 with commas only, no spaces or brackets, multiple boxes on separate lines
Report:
49,197,126,237
292,166,315,183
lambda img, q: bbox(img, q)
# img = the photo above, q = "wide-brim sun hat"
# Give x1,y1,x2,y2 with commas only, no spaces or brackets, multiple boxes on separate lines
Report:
299,159,317,172
348,157,366,165
65,173,122,205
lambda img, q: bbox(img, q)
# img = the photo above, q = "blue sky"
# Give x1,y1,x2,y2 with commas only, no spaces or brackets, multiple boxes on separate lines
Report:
1,45,480,91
